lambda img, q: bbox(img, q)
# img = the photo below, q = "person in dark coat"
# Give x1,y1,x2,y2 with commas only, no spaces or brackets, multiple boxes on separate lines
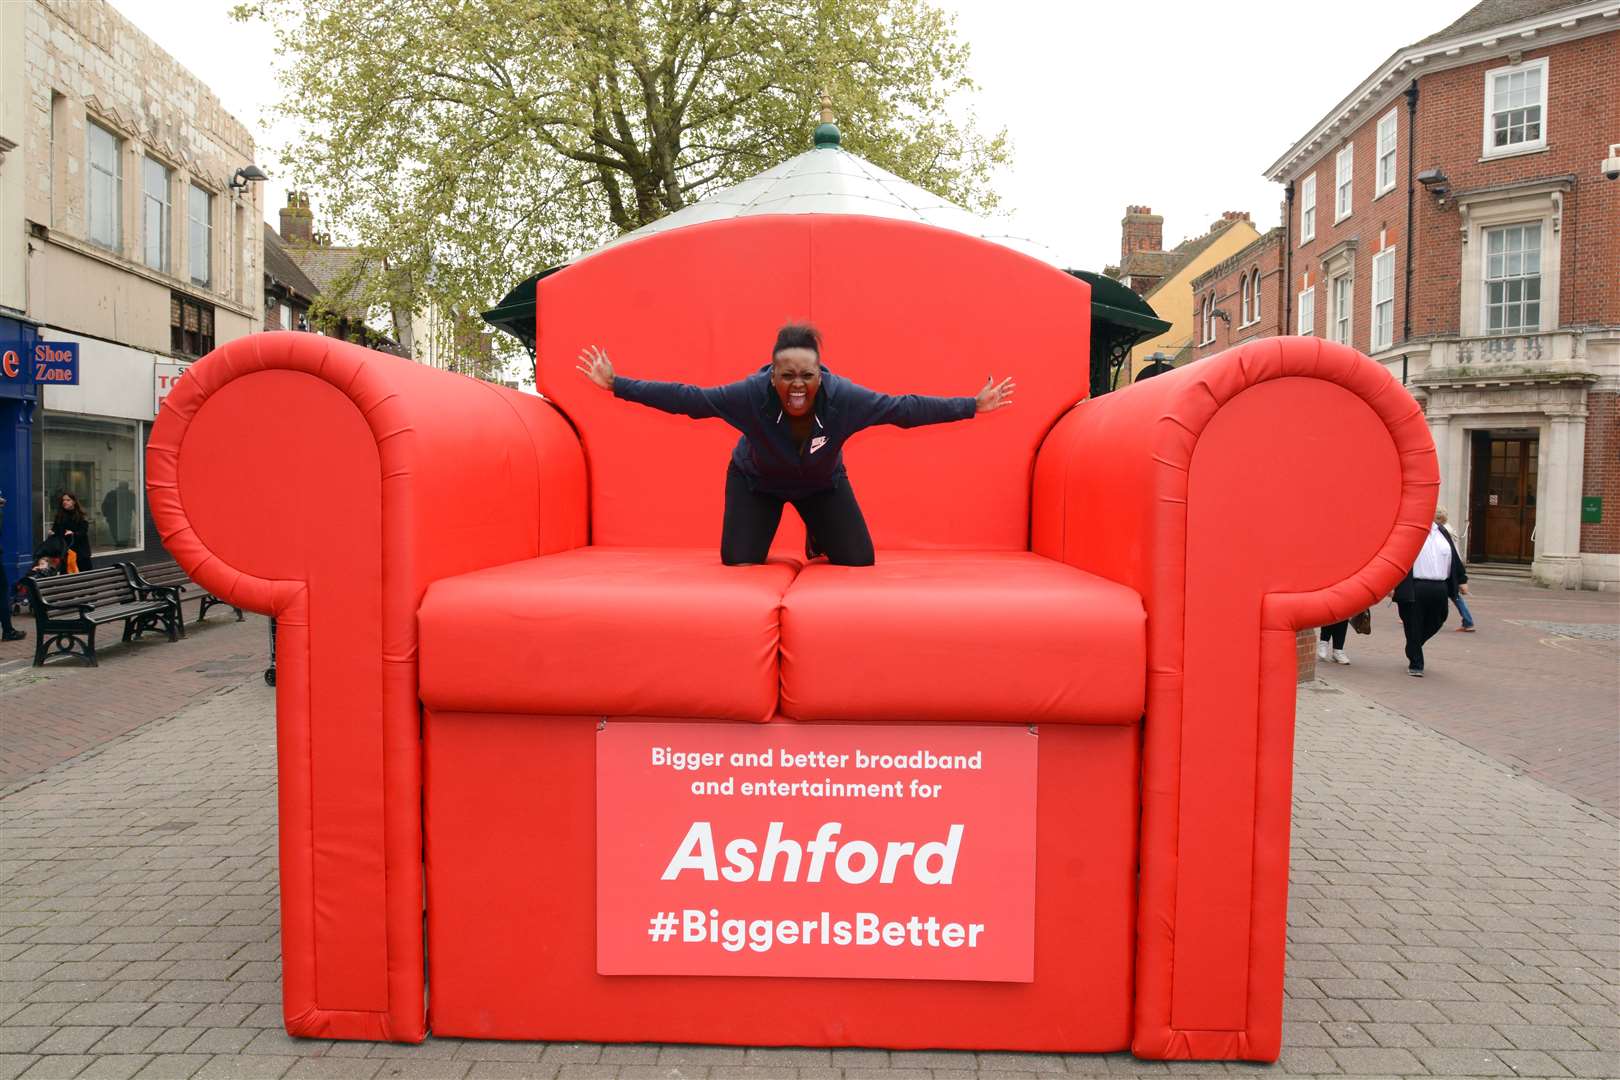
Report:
50,492,94,572
576,323,1015,566
1393,509,1469,677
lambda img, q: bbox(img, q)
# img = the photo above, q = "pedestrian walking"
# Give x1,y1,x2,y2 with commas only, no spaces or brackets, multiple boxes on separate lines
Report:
1434,506,1476,632
50,492,94,572
1317,620,1352,665
1393,509,1468,677
0,490,24,642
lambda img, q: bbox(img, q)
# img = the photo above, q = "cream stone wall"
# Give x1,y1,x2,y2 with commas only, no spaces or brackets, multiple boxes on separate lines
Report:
0,3,27,315
19,0,263,340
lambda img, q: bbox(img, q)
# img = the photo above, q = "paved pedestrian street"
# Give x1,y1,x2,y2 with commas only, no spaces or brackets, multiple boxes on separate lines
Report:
2,621,1616,1079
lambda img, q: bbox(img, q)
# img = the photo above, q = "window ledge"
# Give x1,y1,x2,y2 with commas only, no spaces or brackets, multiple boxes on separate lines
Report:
1373,185,1396,202
1333,212,1353,225
1479,144,1549,163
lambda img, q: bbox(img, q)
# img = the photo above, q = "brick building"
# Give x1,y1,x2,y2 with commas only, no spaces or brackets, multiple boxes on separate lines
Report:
1189,228,1287,357
1114,208,1260,382
1263,0,1619,590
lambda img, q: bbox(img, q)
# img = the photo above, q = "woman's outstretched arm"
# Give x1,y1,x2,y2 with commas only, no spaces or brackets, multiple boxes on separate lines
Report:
576,344,750,421
849,375,1016,429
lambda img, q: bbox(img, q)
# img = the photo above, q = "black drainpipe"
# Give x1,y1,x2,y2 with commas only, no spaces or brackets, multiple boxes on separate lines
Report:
1283,180,1295,335
1400,79,1419,384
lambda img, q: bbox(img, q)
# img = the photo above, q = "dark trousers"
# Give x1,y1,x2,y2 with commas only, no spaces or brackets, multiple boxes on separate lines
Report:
1396,579,1450,671
1319,621,1348,650
722,463,874,566
0,560,14,633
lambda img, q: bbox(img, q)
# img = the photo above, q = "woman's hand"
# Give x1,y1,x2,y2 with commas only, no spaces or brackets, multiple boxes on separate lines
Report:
575,345,615,390
975,375,1015,414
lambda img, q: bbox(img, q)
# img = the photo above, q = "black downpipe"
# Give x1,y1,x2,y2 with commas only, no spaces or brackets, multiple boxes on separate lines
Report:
1283,181,1295,335
1400,79,1419,383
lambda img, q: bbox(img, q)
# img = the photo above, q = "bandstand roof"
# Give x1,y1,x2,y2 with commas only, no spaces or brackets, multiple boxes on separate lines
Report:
484,116,1167,379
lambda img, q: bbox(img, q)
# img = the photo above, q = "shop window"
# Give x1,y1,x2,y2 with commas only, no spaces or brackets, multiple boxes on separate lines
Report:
171,292,215,357
42,415,142,553
87,121,122,251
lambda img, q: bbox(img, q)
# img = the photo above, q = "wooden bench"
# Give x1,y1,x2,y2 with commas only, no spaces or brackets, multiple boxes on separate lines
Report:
23,565,180,667
126,559,243,635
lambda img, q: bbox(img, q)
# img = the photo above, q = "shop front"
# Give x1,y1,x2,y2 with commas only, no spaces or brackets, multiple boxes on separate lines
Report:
35,331,169,566
0,316,39,584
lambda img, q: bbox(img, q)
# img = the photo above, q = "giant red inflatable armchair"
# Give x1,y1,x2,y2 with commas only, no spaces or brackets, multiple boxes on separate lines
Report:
147,213,1437,1060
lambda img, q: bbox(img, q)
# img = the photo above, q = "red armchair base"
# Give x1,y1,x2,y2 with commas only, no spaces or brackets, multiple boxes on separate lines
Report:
423,713,1140,1050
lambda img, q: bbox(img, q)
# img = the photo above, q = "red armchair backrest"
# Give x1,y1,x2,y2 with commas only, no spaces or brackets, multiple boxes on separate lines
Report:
535,215,1091,552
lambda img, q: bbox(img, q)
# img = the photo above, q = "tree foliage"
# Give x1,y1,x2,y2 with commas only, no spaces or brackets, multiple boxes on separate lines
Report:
235,0,1010,378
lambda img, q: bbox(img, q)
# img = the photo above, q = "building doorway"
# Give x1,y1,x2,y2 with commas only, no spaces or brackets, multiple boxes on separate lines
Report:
1468,431,1538,564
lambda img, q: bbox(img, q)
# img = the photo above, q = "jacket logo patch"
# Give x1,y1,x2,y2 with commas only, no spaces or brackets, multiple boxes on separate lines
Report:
809,436,828,454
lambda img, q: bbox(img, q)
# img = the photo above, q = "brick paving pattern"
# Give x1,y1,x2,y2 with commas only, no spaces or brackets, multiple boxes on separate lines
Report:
1315,577,1619,816
0,613,270,792
1,667,1615,1078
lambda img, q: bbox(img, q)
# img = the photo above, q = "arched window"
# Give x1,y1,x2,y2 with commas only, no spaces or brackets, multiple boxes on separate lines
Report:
1250,268,1261,322
1202,293,1215,344
1240,273,1251,325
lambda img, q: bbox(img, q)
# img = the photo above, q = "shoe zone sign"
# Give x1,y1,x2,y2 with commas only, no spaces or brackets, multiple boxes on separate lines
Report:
0,341,79,385
596,722,1037,981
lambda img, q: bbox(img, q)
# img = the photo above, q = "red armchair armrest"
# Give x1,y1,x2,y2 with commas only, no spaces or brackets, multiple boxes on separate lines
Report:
1032,337,1438,1060
146,332,586,1040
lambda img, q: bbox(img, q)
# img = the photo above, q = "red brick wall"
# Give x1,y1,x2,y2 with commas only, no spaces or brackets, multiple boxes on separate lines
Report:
1191,231,1287,360
1409,32,1620,336
1296,628,1317,684
1284,29,1620,347
1289,92,1409,353
1582,391,1619,555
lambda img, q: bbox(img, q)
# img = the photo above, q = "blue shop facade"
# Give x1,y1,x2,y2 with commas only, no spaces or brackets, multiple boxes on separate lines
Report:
2,315,181,592
1,315,38,585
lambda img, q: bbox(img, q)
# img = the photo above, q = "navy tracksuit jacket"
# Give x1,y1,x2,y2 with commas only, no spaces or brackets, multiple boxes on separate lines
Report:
612,363,976,497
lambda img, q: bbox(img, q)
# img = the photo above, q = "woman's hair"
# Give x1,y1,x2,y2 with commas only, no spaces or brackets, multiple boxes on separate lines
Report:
1434,506,1449,524
773,323,822,359
54,492,87,528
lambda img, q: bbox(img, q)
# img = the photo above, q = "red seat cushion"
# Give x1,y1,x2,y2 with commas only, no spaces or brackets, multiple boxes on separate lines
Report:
418,548,798,723
779,551,1145,724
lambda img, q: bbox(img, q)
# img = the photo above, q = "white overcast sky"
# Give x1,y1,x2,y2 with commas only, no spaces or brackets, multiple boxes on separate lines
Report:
113,0,1451,276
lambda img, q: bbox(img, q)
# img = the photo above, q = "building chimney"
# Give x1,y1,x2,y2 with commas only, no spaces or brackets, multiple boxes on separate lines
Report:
279,191,313,244
1214,210,1251,230
1120,205,1163,263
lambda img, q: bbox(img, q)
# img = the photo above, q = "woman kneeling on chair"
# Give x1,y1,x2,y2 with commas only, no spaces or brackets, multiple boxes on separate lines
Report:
577,323,1014,566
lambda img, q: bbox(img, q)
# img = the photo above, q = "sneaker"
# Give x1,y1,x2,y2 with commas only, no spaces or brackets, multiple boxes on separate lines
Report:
1456,625,1475,632
1,629,24,642
1332,649,1350,665
1407,667,1424,677
1316,641,1330,661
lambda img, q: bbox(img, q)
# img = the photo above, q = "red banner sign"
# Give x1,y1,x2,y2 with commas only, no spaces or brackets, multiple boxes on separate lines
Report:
597,721,1037,981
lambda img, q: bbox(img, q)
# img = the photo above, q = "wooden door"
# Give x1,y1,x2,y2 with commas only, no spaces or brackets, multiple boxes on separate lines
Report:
1482,437,1538,563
